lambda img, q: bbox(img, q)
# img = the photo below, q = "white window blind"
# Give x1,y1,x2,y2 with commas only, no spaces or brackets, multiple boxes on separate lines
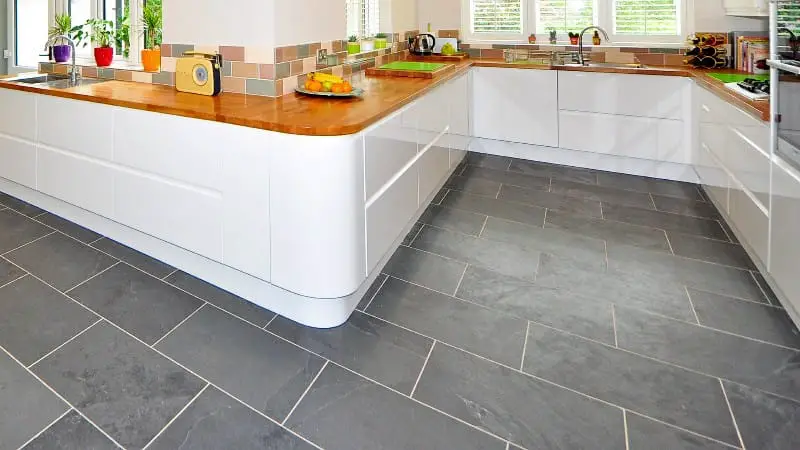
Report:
471,0,523,35
536,0,594,35
614,0,679,36
777,0,800,32
346,0,379,38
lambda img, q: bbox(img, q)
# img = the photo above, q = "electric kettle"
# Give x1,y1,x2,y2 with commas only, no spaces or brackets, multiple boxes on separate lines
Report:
409,34,436,56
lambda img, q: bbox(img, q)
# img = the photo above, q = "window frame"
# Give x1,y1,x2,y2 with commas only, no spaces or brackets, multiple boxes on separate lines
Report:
346,0,380,39
460,0,690,45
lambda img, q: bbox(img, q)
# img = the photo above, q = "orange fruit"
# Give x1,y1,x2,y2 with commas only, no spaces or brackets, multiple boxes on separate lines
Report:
342,82,353,93
331,84,344,93
309,80,323,92
304,80,313,90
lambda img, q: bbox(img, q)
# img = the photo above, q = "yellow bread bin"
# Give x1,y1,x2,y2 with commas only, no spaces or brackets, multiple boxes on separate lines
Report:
175,51,222,96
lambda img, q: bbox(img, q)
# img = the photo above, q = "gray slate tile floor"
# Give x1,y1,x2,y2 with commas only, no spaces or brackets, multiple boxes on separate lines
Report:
1,154,799,449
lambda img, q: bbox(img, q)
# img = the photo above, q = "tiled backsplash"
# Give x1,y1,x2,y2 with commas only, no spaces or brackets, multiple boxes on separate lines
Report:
460,43,689,66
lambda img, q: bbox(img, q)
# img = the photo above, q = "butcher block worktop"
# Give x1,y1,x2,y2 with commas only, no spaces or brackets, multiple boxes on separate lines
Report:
0,59,770,136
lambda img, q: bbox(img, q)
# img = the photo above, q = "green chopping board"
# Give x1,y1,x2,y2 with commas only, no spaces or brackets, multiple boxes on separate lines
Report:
708,73,769,83
378,61,448,72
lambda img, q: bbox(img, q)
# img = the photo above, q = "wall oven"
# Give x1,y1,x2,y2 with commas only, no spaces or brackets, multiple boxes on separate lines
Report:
768,0,800,170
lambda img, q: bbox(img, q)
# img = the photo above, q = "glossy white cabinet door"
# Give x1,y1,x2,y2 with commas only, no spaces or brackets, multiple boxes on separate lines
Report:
366,163,418,270
418,144,450,204
472,67,559,147
417,82,450,147
38,96,114,160
558,71,690,120
770,158,800,311
448,72,471,153
695,143,730,214
0,137,36,188
0,89,36,141
36,146,115,217
729,177,769,266
364,106,419,200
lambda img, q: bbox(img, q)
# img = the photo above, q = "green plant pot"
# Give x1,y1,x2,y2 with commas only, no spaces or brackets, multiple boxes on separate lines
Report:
375,38,388,49
347,42,361,54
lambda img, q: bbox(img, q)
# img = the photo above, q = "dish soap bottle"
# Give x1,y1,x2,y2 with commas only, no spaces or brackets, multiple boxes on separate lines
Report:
593,30,601,46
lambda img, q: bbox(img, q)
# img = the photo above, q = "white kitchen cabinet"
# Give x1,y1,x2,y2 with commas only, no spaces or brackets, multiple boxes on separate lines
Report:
770,157,800,312
0,137,36,189
0,89,36,141
38,96,114,160
472,67,559,148
37,147,115,217
729,177,769,265
417,82,450,147
418,144,450,204
723,0,767,16
366,163,418,270
695,143,730,214
447,72,471,167
558,71,690,120
364,106,418,200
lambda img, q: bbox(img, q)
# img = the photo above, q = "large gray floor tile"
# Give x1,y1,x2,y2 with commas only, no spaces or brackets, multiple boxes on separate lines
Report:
383,245,467,294
535,253,697,321
625,412,733,450
418,204,487,236
35,213,102,244
415,344,625,449
156,305,325,421
457,265,615,344
165,271,275,327
0,257,25,286
596,172,704,201
91,238,175,278
545,209,671,252
550,179,655,209
32,321,205,449
615,307,800,402
401,221,424,246
23,410,117,450
667,232,756,270
441,189,547,228
0,209,52,253
0,350,68,450
522,324,740,445
285,363,505,450
752,271,781,306
652,195,721,219
480,217,607,271
366,277,527,367
269,311,433,394
356,273,388,311
508,159,598,184
411,225,540,282
6,233,117,291
603,203,729,240
149,386,315,450
723,381,800,450
0,276,98,365
690,288,800,349
465,152,512,170
499,184,603,218
69,263,203,345
607,244,766,303
461,165,550,192
444,174,502,197
0,192,46,217
431,189,448,205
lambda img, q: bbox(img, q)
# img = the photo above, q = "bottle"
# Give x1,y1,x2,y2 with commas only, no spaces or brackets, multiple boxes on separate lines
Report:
592,31,601,46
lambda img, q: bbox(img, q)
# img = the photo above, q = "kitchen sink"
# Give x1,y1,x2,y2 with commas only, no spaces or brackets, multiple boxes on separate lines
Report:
3,74,109,89
560,62,645,69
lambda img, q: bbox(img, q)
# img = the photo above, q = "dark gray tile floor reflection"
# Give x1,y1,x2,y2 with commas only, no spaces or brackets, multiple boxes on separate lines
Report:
2,154,799,449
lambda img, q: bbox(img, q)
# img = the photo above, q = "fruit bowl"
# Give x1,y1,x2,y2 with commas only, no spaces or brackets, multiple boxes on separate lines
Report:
297,72,362,98
295,87,364,98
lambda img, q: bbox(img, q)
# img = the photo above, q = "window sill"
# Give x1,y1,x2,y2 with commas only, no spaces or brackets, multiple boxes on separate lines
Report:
44,57,145,72
461,40,684,49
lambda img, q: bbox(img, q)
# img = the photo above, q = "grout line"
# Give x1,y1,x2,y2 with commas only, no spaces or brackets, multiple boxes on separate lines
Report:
684,286,702,325
88,236,105,245
31,210,49,219
749,271,777,307
15,407,74,449
648,193,658,210
281,360,329,426
453,264,469,296
0,273,27,291
362,274,389,312
141,383,211,450
505,442,511,450
623,408,630,450
624,409,741,450
506,159,513,171
0,343,126,450
28,318,103,369
407,222,425,246
611,305,619,348
662,230,676,255
160,268,179,281
477,216,489,238
495,183,503,199
542,208,548,228
152,303,208,347
262,313,279,330
520,322,530,370
0,230,56,256
720,378,747,450
410,341,436,398
63,261,121,294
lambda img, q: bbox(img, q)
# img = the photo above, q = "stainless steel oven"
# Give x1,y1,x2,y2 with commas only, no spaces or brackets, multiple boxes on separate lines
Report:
769,0,800,170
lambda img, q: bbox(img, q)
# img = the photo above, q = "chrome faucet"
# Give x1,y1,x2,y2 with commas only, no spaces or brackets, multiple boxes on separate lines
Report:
44,35,79,84
577,26,610,66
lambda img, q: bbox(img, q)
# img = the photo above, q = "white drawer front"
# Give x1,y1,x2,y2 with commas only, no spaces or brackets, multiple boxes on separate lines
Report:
418,144,450,205
696,144,729,213
724,128,771,211
0,89,36,141
770,160,800,310
366,164,418,271
37,146,114,217
365,109,418,200
729,181,769,266
38,96,114,160
0,136,36,188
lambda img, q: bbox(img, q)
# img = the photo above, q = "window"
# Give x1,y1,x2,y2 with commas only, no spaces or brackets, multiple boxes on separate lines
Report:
69,0,93,57
778,0,800,33
536,0,594,35
462,0,686,44
346,0,379,38
14,0,49,69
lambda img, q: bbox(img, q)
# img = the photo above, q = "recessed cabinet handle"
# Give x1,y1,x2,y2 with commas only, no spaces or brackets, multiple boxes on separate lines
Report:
701,104,711,113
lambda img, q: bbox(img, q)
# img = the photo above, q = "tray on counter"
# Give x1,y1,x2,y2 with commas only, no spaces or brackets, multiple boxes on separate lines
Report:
295,87,364,98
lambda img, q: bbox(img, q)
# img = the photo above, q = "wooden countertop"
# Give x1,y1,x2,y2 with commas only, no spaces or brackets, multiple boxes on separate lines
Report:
0,60,769,136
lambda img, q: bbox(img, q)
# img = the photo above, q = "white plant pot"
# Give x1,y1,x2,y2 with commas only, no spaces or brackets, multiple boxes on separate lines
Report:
361,40,375,52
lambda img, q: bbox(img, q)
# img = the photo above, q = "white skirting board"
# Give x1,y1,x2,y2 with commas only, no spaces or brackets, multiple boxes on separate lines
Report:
468,138,700,184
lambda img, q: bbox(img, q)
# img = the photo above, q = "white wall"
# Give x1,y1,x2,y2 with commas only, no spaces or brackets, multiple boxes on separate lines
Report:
164,0,276,47
418,0,461,34
273,0,347,46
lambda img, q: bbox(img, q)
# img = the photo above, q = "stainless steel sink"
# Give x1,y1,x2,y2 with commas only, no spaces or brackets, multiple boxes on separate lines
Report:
560,62,645,69
3,74,109,89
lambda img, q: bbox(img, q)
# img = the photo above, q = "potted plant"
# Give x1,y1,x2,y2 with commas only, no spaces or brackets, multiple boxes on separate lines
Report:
140,3,162,72
375,33,388,49
75,19,116,67
528,33,536,44
347,35,361,54
361,35,375,52
48,13,81,63
568,32,580,45
548,28,557,45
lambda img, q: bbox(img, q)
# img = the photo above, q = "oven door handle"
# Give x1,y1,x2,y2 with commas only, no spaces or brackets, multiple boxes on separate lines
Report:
768,59,800,75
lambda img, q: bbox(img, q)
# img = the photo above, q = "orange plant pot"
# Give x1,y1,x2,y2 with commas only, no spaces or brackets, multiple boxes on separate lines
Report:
141,48,161,72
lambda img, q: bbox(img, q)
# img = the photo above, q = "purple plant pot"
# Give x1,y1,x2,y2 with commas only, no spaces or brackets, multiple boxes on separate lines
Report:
53,45,71,63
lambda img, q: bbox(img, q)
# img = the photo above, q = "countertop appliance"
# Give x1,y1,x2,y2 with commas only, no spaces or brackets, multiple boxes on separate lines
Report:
175,51,223,96
409,34,436,56
768,0,800,170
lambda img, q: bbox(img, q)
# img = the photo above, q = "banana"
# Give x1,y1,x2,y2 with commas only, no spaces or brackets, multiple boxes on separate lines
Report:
310,72,344,84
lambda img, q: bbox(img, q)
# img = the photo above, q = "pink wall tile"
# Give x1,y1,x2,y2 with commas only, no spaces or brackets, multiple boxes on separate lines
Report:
220,46,245,62
223,76,246,94
259,64,275,79
231,62,259,78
